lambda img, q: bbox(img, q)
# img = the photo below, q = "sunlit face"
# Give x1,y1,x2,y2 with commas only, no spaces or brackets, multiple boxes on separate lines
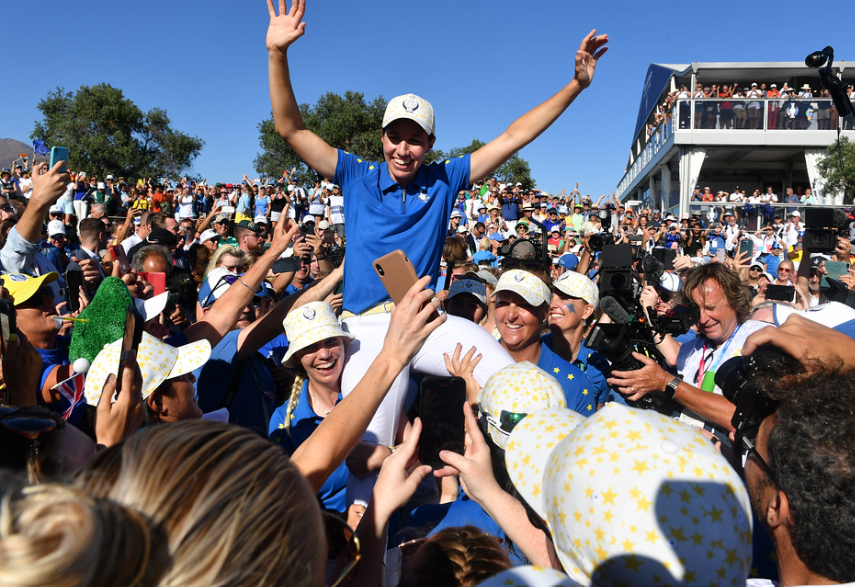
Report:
548,291,590,331
154,373,203,422
494,291,547,355
691,279,739,345
218,254,242,273
382,119,435,186
298,337,346,388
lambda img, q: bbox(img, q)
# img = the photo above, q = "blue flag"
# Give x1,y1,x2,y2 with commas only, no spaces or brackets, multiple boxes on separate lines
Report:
33,140,48,156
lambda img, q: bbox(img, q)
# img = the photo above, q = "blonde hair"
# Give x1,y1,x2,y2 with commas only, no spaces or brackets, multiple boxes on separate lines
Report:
0,483,158,587
203,245,244,279
74,421,324,587
281,372,306,436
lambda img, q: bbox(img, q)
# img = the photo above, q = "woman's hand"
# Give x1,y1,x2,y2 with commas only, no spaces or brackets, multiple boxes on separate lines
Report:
95,349,144,448
443,343,482,405
371,418,432,522
574,29,609,90
266,0,306,54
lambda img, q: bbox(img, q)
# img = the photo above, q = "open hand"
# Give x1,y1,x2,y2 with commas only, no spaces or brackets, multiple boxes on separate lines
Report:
266,0,306,54
574,29,609,89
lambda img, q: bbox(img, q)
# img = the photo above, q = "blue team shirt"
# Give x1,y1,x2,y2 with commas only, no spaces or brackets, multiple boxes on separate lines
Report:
269,380,347,512
541,335,611,406
334,151,471,313
536,342,598,416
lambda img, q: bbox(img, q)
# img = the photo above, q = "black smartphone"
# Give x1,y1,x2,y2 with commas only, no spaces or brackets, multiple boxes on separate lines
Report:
418,376,466,469
65,269,85,313
115,307,143,395
765,285,795,302
0,299,16,342
738,239,754,259
272,256,303,274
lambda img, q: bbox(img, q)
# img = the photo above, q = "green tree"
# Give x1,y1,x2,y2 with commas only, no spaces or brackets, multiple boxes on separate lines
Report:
817,136,855,203
254,91,386,183
255,92,534,188
31,84,203,180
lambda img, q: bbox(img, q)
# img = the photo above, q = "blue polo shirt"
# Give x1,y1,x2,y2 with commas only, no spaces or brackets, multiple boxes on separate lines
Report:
334,150,471,314
269,380,347,513
194,329,276,437
541,335,612,406
536,342,597,417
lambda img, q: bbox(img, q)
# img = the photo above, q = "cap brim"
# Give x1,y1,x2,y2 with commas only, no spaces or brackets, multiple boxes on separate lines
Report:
134,292,169,322
281,327,354,367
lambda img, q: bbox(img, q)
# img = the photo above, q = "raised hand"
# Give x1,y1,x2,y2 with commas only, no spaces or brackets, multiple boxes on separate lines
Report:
574,29,609,89
266,0,307,54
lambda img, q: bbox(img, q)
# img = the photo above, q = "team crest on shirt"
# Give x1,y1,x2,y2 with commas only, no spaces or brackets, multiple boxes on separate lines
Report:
418,193,429,202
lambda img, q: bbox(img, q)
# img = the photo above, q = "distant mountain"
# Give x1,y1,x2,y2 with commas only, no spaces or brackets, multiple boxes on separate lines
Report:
0,138,35,170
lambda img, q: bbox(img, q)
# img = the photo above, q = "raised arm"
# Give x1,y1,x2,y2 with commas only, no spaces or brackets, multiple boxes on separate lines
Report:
470,30,608,182
266,0,338,179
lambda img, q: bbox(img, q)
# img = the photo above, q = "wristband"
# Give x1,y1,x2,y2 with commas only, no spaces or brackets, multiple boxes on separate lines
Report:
664,375,682,400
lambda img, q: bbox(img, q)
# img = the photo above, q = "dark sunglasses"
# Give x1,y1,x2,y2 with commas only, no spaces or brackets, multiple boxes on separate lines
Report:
322,511,361,587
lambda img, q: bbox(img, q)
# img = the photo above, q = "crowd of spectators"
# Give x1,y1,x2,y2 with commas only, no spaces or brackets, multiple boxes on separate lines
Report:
1,4,854,585
644,80,855,138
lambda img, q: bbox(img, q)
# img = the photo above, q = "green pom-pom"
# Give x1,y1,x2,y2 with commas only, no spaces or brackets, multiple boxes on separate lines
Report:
69,277,134,365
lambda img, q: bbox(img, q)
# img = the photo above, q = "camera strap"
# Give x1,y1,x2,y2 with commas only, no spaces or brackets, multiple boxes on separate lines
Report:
697,324,742,390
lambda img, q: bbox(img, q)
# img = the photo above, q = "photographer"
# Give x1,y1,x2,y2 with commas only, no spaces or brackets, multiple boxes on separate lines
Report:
608,263,767,434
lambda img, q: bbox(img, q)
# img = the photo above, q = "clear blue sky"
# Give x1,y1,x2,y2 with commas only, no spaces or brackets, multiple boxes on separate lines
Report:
4,0,853,197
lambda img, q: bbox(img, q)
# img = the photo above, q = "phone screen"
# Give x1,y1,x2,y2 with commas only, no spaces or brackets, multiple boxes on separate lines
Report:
738,239,754,259
765,285,795,302
65,269,85,313
822,261,850,287
49,147,69,174
418,376,466,469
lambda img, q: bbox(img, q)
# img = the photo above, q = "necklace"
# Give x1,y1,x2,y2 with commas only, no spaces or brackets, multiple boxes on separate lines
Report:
307,385,335,417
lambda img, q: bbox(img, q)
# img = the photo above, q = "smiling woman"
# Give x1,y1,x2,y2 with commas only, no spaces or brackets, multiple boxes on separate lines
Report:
268,301,354,513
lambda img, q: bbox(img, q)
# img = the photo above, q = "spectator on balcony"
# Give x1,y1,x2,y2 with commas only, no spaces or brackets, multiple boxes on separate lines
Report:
718,84,734,129
676,84,691,129
784,187,800,214
801,187,818,206
701,86,717,129
732,88,747,128
701,186,714,202
767,83,781,130
747,83,764,129
693,83,705,129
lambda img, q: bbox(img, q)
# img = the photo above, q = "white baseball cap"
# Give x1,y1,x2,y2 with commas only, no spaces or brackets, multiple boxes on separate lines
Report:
382,93,435,137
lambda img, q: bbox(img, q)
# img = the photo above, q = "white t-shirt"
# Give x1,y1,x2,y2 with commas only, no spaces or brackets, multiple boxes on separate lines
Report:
328,194,345,225
675,320,769,429
18,177,33,199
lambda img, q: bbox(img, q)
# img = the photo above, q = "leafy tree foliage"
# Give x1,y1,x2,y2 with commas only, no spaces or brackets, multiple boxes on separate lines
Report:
31,84,203,180
255,92,534,189
817,136,855,203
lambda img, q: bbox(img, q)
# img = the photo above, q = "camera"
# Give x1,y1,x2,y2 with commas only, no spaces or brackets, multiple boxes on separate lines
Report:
715,347,802,440
803,207,849,253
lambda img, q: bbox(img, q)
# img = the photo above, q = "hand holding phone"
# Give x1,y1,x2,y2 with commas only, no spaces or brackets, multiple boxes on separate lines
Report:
418,376,466,468
49,147,69,174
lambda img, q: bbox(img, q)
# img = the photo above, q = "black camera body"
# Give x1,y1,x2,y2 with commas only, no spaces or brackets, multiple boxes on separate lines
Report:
803,207,849,253
715,347,802,439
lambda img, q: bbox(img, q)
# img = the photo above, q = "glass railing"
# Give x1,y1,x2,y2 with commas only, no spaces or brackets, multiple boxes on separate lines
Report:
617,122,674,195
686,201,849,232
670,98,850,131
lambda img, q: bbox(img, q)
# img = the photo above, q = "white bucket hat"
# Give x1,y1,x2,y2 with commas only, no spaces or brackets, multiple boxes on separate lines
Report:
494,270,552,307
84,332,211,405
382,93,435,137
474,565,581,587
281,301,354,367
511,402,752,586
477,362,566,451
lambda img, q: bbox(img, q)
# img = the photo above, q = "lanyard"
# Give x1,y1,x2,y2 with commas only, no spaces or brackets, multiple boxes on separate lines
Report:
697,324,741,385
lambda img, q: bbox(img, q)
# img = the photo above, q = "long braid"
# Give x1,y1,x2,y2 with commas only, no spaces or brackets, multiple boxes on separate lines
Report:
282,372,305,434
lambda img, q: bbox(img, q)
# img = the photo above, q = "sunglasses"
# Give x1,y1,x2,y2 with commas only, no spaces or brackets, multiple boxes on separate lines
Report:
741,433,776,485
322,511,361,587
0,406,58,484
17,286,55,309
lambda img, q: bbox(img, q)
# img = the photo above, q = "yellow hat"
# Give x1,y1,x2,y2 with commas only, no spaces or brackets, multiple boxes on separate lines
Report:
382,94,435,137
281,302,353,367
84,332,211,405
538,403,752,586
477,362,566,451
1,272,58,306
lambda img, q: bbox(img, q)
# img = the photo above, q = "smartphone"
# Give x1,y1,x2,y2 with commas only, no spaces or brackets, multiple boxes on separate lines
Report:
738,239,754,259
139,271,167,296
373,250,419,305
114,307,143,396
418,376,466,469
272,256,303,274
715,249,726,263
822,261,850,287
65,269,85,313
109,245,131,275
765,285,796,302
0,299,16,342
221,205,235,214
49,146,68,174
